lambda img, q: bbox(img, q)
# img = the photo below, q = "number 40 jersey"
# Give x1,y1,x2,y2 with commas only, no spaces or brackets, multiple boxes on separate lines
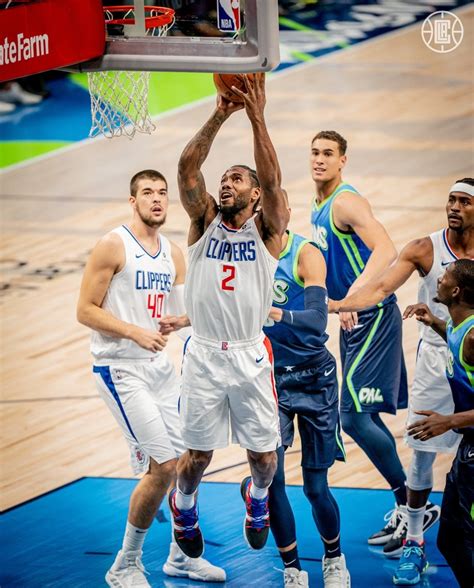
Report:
91,225,176,362
185,213,278,342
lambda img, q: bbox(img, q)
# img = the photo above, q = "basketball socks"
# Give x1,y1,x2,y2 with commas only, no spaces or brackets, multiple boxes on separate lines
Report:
392,484,408,507
279,546,301,571
406,505,425,543
249,480,268,500
322,535,341,559
122,521,148,553
175,485,196,510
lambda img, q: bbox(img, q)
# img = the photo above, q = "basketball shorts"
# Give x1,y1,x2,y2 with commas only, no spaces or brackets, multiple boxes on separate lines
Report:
339,302,408,414
275,353,345,469
440,435,474,548
405,340,460,453
93,353,185,475
180,333,280,453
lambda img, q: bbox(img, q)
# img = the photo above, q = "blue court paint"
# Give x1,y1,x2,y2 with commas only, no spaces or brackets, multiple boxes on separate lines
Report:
1,478,456,587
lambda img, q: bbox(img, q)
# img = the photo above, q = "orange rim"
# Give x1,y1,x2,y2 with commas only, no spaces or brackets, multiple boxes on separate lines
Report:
103,5,174,29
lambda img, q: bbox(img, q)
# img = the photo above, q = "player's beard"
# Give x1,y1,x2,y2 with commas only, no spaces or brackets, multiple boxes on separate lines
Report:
220,194,249,222
137,207,166,228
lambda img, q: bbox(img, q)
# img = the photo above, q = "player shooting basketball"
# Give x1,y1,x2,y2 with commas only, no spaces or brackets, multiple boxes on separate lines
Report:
163,73,289,558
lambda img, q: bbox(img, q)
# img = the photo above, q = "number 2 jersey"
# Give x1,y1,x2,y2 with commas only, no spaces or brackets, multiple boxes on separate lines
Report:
184,212,278,342
91,225,176,362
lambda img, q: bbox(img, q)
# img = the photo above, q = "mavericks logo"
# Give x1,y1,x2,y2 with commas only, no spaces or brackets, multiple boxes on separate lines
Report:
446,349,454,378
359,387,384,404
313,225,328,251
273,279,289,305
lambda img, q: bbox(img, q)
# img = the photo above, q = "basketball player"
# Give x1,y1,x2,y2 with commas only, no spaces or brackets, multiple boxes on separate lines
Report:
263,229,350,588
404,259,474,588
77,170,225,587
332,179,473,573
167,73,289,559
309,131,409,542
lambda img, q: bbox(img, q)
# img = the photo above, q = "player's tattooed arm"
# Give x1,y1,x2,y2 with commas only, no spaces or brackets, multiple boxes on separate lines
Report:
233,74,289,246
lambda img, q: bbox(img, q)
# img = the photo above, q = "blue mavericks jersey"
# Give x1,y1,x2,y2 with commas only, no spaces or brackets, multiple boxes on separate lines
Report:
446,315,474,433
310,182,395,304
263,231,329,368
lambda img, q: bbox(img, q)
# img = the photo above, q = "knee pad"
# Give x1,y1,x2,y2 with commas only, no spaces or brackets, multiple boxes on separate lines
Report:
406,449,436,491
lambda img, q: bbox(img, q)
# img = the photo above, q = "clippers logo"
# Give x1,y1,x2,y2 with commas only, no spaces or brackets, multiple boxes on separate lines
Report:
217,0,240,33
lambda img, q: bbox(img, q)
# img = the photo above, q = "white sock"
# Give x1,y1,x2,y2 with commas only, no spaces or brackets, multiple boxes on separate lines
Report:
406,505,425,543
122,521,148,553
250,480,268,500
175,485,196,510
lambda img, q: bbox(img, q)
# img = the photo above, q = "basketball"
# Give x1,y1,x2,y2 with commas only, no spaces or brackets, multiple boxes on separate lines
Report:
213,73,255,103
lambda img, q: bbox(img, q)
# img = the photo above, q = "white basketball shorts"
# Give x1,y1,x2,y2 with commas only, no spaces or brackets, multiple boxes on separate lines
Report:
405,340,460,453
180,333,281,453
93,353,186,474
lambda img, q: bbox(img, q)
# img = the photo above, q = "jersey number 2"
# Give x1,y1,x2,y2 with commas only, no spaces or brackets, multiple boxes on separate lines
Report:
221,264,236,291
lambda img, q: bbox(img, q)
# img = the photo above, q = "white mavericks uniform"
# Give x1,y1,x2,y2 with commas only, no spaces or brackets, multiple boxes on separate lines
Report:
91,225,185,473
182,213,280,452
406,229,461,453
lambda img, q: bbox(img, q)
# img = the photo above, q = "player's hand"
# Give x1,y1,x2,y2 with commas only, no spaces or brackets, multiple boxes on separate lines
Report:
268,307,283,322
159,314,190,335
403,303,435,326
216,94,244,117
407,410,453,441
231,73,266,119
130,326,169,352
339,311,358,331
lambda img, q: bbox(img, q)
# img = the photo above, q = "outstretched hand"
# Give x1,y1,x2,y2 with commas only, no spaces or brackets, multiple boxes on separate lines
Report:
403,302,435,325
231,73,266,120
407,410,452,441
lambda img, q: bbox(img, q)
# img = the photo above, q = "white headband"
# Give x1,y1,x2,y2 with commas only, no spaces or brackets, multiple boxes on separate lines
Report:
450,182,474,197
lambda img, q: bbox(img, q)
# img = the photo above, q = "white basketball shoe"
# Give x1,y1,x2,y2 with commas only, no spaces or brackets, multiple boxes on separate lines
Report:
322,554,351,588
283,567,309,587
105,550,150,588
163,542,226,582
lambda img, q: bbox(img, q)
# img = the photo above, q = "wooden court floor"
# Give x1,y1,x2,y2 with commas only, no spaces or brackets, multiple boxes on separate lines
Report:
1,8,473,511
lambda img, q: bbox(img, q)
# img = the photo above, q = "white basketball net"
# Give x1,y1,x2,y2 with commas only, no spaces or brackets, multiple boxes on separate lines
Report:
87,9,174,139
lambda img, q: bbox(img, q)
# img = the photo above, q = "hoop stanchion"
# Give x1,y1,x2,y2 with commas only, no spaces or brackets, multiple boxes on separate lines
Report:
87,5,175,139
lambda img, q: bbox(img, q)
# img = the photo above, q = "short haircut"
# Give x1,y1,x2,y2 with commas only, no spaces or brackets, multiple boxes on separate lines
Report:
451,259,474,306
455,177,474,186
232,165,260,188
130,170,167,196
311,131,347,155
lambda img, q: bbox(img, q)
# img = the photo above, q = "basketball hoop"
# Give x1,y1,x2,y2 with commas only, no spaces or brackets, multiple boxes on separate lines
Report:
87,5,175,139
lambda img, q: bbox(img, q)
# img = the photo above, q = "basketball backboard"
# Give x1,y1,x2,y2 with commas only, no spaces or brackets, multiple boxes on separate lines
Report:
71,0,280,74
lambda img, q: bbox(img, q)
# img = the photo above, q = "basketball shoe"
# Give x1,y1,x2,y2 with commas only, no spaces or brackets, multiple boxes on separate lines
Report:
383,502,441,558
105,549,150,588
163,542,226,582
283,567,309,587
322,554,351,587
368,504,407,545
392,540,428,585
168,488,204,558
240,476,270,550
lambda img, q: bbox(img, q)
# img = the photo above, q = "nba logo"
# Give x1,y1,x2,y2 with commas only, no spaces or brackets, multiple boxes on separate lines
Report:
217,0,240,33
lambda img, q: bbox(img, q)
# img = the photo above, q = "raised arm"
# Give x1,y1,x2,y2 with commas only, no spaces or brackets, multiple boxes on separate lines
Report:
233,74,289,253
332,238,432,312
77,234,168,352
178,97,243,245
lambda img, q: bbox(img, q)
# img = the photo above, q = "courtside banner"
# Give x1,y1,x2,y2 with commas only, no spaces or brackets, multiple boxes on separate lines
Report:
0,0,105,82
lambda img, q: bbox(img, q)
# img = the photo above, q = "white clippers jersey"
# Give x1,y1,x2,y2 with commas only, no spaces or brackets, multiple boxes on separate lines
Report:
91,225,176,361
184,213,278,342
418,229,457,347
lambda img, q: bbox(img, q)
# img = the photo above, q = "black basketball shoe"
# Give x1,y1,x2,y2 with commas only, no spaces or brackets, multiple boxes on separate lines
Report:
240,476,270,550
168,488,204,558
